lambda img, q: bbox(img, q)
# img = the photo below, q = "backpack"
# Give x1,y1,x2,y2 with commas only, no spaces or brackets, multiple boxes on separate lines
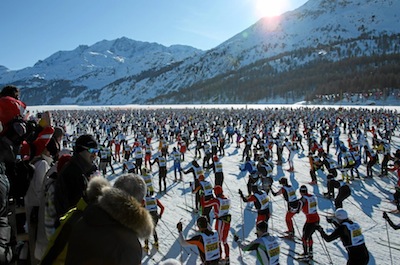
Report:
10,157,43,203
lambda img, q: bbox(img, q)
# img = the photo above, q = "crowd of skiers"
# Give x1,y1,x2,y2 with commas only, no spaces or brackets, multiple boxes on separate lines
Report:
1,85,400,264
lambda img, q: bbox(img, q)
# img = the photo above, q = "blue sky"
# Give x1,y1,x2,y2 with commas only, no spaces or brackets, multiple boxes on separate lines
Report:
0,0,307,70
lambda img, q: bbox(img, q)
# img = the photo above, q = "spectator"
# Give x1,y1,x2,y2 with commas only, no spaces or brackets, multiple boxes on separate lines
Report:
65,173,153,265
54,134,98,222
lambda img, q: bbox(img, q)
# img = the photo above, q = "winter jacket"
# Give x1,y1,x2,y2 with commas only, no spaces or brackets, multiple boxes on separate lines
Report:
54,153,93,220
65,187,153,265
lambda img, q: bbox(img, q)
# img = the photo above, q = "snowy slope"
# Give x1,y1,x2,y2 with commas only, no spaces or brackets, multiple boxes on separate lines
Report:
30,104,400,265
2,0,400,105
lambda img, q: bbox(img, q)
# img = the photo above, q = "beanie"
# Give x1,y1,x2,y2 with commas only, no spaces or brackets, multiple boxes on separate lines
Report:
214,185,223,196
335,208,348,220
75,134,98,153
197,216,208,229
300,185,308,193
327,174,335,180
0,96,26,135
114,173,147,202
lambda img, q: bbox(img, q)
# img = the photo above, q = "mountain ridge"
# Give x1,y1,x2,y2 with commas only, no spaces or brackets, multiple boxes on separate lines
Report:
1,0,399,105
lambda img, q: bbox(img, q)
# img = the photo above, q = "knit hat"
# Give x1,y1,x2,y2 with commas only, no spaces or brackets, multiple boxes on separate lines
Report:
214,185,223,196
33,126,55,156
0,96,26,135
75,134,98,153
335,208,348,220
197,216,208,229
327,174,335,180
113,173,147,202
300,185,308,193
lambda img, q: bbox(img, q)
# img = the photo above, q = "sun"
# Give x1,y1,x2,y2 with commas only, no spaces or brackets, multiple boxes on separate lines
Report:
255,0,287,18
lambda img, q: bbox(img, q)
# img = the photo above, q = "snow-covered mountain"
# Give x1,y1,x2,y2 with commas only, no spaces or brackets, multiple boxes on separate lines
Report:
1,0,400,105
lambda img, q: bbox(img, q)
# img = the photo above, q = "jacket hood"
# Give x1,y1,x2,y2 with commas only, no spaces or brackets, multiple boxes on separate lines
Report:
98,187,154,239
86,176,111,204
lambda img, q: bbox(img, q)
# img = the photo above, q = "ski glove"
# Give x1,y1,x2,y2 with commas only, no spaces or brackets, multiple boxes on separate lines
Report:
233,235,240,242
383,212,389,220
177,222,183,232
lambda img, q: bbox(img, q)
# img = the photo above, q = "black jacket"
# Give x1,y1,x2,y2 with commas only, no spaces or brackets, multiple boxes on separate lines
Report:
65,187,153,265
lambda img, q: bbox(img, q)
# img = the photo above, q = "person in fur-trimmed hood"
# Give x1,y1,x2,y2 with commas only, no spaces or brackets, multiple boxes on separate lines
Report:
65,173,154,265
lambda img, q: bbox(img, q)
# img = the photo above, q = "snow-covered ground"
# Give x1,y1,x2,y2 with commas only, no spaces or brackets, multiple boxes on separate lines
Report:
31,104,400,265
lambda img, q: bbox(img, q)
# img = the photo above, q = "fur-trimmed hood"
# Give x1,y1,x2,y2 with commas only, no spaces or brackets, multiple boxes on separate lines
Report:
97,187,154,239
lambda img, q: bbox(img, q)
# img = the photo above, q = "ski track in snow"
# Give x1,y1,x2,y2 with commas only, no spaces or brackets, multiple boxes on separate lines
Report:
33,104,400,265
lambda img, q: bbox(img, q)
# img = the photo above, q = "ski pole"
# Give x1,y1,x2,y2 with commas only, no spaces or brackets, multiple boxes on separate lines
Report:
183,180,188,211
159,218,190,255
316,232,333,265
386,220,393,265
240,195,245,240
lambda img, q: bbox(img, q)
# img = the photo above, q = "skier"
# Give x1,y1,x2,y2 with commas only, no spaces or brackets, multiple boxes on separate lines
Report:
308,153,323,185
233,221,280,265
317,209,369,265
132,143,144,174
257,157,273,193
177,216,220,265
207,155,224,186
98,145,115,176
364,145,377,178
323,174,351,209
192,174,214,222
151,152,168,193
322,152,338,178
388,160,400,211
239,184,271,223
201,185,231,264
240,156,258,195
143,190,165,253
183,160,204,212
170,147,183,181
297,185,320,261
271,177,299,239
284,138,297,172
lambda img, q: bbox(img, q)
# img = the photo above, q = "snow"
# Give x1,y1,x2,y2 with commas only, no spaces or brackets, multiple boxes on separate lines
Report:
30,104,400,265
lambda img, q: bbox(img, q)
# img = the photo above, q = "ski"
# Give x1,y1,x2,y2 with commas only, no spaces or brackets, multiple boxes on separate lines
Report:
176,204,197,214
378,237,400,248
268,227,303,244
375,240,400,251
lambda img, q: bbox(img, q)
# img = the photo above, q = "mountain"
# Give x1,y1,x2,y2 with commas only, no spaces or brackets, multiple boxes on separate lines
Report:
1,0,400,105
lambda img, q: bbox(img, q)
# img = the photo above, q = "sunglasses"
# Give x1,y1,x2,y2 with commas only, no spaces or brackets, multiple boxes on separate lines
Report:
81,147,99,154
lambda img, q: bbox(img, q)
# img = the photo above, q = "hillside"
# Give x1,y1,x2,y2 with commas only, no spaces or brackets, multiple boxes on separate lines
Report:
1,0,400,105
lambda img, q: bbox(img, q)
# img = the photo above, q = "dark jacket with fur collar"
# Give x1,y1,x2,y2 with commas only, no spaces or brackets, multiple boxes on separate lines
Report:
65,186,153,265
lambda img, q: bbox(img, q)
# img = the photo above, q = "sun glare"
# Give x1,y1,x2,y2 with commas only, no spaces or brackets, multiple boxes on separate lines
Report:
255,0,286,18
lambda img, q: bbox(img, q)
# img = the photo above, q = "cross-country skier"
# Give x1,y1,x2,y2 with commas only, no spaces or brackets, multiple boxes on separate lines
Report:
297,185,320,261
201,185,231,264
239,184,271,223
177,216,220,265
192,174,214,222
233,221,280,265
143,190,165,253
323,174,351,209
271,177,299,239
317,208,369,265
